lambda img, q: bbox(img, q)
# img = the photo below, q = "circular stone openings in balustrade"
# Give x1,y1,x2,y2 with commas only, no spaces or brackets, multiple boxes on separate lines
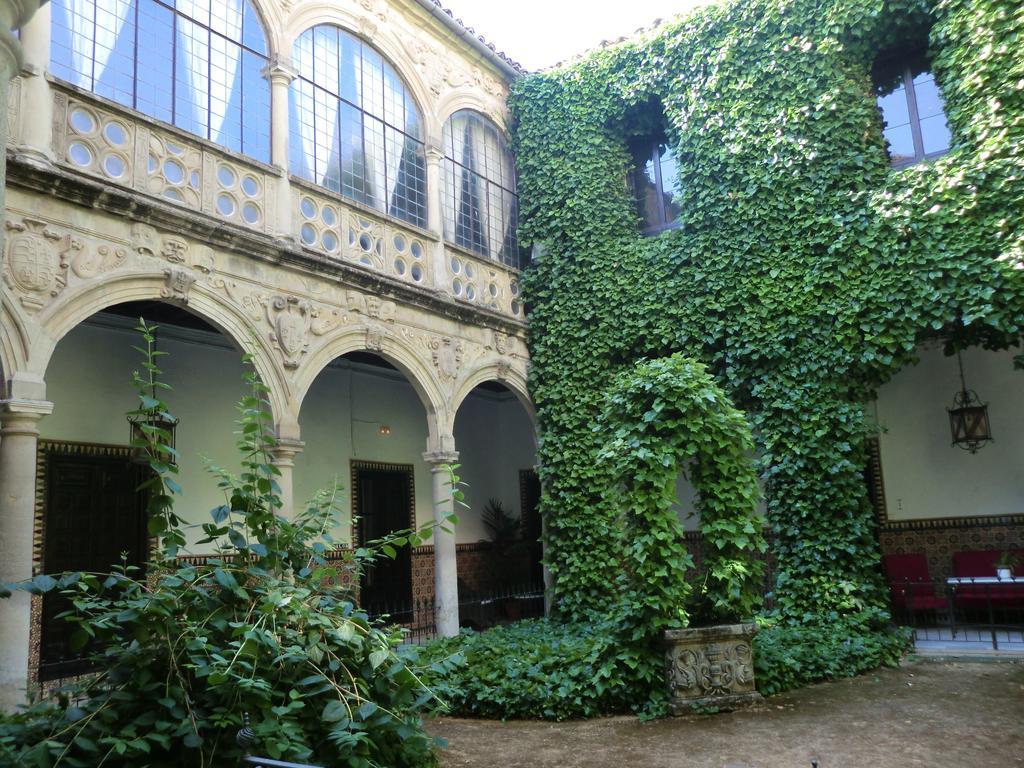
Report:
103,154,126,178
68,141,93,167
70,108,95,134
103,122,127,147
216,193,236,217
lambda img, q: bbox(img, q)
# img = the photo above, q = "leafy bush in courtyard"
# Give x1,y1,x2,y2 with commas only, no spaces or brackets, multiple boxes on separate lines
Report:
753,614,913,696
421,619,657,720
422,612,912,720
0,322,446,767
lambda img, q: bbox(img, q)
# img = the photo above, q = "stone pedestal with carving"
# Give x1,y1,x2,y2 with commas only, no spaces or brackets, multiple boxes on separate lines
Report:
664,623,762,714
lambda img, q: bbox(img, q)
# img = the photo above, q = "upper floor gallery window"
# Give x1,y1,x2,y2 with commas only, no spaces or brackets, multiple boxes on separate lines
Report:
51,0,271,163
441,110,521,269
873,50,951,167
630,134,681,235
289,26,427,230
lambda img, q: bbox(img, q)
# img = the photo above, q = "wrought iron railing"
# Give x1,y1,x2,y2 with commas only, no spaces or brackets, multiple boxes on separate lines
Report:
888,577,1024,651
364,583,547,644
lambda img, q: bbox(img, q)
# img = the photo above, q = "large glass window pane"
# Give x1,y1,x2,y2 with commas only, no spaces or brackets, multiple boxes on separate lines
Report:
290,25,428,229
441,110,520,265
135,0,174,124
914,77,946,121
50,0,269,163
873,52,951,167
876,86,910,129
920,114,951,156
659,144,681,224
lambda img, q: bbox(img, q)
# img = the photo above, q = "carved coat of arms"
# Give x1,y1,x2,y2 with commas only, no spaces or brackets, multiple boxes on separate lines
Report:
267,295,311,369
4,219,69,311
430,336,464,382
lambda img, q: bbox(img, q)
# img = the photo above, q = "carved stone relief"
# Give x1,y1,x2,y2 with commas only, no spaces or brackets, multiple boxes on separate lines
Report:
267,295,312,369
664,624,762,714
160,237,189,265
429,336,464,383
3,219,73,311
161,267,196,304
131,223,159,257
72,243,127,279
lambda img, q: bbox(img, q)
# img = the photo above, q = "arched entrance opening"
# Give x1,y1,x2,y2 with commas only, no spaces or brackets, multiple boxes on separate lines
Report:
870,341,1024,587
452,379,541,626
294,351,435,614
35,299,259,681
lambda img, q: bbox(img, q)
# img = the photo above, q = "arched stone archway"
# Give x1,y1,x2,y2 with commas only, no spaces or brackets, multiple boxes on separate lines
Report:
0,295,31,400
450,368,543,616
450,357,534,439
29,273,291,425
293,329,446,450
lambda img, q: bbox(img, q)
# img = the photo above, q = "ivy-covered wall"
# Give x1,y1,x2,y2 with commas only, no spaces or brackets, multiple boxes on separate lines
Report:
511,0,1024,625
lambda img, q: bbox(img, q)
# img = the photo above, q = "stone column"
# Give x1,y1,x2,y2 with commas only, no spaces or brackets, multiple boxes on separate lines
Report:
424,141,449,291
422,448,460,637
1,3,42,242
12,1,52,167
270,437,304,519
263,57,297,243
425,141,444,236
0,398,53,712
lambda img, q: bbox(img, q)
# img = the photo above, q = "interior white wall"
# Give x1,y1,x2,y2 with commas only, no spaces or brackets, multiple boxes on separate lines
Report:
42,317,249,545
295,369,537,546
453,391,537,542
43,317,539,551
873,342,1024,520
294,361,433,544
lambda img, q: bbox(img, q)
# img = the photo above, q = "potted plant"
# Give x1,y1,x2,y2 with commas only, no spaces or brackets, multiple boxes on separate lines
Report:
994,551,1018,580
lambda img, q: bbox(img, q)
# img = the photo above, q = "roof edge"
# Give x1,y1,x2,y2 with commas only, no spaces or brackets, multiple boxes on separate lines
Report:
410,0,527,79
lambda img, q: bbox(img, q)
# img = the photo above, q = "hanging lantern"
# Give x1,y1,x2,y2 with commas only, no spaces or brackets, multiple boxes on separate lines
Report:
128,411,178,465
947,349,992,453
127,329,179,465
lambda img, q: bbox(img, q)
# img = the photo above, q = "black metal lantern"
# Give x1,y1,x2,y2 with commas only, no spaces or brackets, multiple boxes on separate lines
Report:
127,330,179,465
947,349,992,453
128,412,178,465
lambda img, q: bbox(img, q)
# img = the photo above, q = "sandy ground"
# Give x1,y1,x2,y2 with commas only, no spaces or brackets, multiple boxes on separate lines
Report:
427,660,1024,768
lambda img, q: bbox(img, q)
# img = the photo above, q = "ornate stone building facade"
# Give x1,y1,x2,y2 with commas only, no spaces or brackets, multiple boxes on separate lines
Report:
0,0,536,707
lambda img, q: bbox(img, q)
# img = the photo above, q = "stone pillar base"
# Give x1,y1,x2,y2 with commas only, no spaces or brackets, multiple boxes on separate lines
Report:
664,623,762,714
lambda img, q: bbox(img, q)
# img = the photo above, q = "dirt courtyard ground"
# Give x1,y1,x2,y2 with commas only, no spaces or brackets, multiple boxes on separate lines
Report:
427,660,1024,768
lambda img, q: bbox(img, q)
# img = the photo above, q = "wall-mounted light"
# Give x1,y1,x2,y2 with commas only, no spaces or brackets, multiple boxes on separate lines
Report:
378,425,392,436
947,348,992,454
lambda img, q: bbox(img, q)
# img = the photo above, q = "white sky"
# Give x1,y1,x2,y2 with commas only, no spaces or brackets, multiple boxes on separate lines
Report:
441,0,716,71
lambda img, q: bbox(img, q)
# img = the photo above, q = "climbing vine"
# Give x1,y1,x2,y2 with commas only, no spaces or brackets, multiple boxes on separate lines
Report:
597,354,765,631
511,0,1024,632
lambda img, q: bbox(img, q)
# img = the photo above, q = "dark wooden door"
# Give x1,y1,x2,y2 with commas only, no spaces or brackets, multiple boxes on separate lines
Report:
354,465,414,609
40,446,147,680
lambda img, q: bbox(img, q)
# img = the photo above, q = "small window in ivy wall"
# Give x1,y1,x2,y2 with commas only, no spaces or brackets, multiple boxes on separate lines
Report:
630,135,681,234
873,50,951,168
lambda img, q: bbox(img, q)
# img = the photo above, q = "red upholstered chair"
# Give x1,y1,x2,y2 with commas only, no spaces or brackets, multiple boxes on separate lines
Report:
883,553,949,612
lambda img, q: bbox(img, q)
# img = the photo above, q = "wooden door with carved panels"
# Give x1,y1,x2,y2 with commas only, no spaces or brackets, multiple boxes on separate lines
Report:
38,442,148,681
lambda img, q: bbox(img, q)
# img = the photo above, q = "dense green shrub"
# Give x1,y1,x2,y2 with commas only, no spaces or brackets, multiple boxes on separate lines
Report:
421,612,912,720
754,614,913,696
422,619,660,720
597,354,766,632
0,323,445,767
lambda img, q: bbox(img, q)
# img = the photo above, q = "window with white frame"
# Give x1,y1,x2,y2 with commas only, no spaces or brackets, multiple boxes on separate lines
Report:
50,0,271,163
289,25,427,230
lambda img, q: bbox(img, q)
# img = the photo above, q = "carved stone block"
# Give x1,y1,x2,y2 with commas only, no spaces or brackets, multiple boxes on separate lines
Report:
664,623,762,714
